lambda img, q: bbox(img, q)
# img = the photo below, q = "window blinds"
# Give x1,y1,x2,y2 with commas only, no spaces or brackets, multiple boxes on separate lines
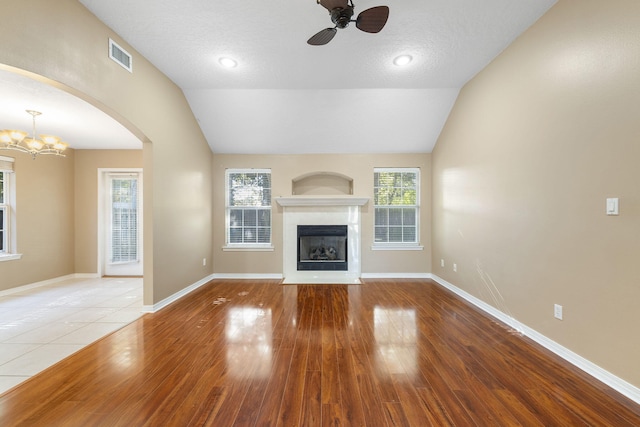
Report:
110,177,139,263
0,156,15,172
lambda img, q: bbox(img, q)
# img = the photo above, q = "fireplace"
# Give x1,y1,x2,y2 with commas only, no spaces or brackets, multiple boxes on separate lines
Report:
297,225,348,271
276,195,368,284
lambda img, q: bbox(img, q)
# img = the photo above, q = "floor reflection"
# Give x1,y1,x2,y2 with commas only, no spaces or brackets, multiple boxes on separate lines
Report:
225,306,272,378
373,306,417,376
106,321,144,373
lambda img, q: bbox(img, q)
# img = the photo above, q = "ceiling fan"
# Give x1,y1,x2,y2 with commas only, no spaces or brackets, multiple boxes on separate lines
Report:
307,0,389,46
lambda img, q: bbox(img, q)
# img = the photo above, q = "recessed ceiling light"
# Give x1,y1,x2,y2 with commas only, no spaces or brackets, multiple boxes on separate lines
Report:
219,57,238,68
393,55,413,67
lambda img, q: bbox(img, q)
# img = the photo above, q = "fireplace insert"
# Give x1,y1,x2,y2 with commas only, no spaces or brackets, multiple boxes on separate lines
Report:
297,225,348,271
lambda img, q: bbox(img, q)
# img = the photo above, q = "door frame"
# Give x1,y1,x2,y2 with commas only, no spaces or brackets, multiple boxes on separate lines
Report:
97,168,143,277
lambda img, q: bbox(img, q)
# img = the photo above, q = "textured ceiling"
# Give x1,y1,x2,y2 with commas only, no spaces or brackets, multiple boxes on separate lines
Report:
79,0,556,90
3,0,557,154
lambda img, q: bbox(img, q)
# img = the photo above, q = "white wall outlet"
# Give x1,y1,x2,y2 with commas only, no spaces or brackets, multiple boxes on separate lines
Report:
441,259,445,267
202,258,207,266
554,304,563,320
453,263,457,272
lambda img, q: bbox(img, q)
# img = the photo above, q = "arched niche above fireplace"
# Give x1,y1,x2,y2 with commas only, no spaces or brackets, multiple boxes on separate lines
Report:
292,171,353,195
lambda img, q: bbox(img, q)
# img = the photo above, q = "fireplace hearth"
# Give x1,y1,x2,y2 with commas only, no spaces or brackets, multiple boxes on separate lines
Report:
297,225,347,271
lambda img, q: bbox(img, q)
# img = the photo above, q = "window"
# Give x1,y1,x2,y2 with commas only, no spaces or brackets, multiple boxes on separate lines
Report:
225,169,272,249
373,168,421,248
110,175,139,263
0,156,18,260
0,171,6,253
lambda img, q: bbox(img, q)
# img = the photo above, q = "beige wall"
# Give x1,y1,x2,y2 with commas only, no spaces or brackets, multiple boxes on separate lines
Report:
432,0,640,388
0,151,75,292
1,0,213,304
74,150,143,274
213,154,432,275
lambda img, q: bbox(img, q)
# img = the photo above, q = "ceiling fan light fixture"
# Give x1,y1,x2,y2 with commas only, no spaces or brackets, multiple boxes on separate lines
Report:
219,57,238,68
331,7,354,29
308,2,389,45
393,55,413,67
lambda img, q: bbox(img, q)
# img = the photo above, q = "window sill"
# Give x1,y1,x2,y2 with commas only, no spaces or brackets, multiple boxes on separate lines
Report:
0,253,23,262
222,245,274,252
371,244,424,251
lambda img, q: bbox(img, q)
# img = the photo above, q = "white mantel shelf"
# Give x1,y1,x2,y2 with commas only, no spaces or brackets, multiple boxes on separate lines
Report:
275,196,369,207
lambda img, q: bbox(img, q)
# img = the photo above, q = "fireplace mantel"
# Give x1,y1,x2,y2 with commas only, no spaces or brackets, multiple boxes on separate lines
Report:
275,196,369,207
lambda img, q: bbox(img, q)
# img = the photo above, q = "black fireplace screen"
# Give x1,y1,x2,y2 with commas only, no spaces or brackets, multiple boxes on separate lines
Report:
297,225,348,271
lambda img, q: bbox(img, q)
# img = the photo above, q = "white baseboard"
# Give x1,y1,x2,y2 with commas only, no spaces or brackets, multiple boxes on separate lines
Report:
361,272,432,279
430,274,640,405
142,274,215,313
73,273,100,279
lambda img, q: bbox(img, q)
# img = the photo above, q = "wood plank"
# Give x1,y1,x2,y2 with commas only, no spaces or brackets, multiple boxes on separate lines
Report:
383,401,411,427
300,370,322,426
276,287,312,426
322,403,345,427
321,286,341,405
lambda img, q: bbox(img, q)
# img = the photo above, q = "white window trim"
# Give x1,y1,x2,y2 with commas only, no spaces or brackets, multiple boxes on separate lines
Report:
372,167,421,250
222,245,274,252
0,204,8,255
371,244,424,251
0,253,22,262
224,168,273,251
0,158,21,262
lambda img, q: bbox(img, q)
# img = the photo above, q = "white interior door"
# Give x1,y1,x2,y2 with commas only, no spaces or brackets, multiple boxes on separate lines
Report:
104,172,143,276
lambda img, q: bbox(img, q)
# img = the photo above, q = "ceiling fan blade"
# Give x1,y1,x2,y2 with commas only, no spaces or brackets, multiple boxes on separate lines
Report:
307,28,337,46
318,0,349,11
355,6,389,33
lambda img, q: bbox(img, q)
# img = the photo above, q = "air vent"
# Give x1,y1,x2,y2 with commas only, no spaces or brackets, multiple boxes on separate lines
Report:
109,38,132,72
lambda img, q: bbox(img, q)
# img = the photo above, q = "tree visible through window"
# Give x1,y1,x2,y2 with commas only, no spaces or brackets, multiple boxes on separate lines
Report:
226,169,272,246
374,168,419,244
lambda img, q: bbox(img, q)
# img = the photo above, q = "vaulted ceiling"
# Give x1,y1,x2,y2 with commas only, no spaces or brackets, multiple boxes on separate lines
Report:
2,0,557,154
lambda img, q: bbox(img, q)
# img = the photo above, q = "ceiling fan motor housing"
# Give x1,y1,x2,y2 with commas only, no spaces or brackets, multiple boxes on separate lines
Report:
331,7,354,29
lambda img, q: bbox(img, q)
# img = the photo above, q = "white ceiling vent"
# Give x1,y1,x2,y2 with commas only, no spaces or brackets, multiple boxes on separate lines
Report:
109,38,132,72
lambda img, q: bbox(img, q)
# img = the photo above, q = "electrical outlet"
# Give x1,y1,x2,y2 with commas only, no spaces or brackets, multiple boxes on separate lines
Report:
453,263,457,272
554,304,563,320
202,258,207,266
440,259,445,268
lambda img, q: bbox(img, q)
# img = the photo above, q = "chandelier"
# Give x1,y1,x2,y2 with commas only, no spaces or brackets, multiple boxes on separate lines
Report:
0,110,69,159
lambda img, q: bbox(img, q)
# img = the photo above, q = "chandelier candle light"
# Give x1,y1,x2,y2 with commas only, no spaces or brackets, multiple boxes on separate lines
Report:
0,110,69,159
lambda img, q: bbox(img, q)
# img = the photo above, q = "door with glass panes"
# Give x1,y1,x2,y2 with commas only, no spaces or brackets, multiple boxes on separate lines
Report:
104,172,142,276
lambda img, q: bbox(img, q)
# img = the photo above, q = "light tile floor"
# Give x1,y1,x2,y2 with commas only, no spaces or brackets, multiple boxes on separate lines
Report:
0,276,143,395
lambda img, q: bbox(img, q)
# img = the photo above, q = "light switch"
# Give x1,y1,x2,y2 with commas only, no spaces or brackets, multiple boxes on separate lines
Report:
606,198,619,215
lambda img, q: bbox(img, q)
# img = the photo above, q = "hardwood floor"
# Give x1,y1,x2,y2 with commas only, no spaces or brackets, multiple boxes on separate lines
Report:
0,279,638,426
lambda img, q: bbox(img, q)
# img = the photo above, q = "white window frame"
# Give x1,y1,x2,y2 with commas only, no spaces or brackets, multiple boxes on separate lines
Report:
0,170,7,254
0,157,21,261
223,168,273,251
372,167,423,251
108,173,141,264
